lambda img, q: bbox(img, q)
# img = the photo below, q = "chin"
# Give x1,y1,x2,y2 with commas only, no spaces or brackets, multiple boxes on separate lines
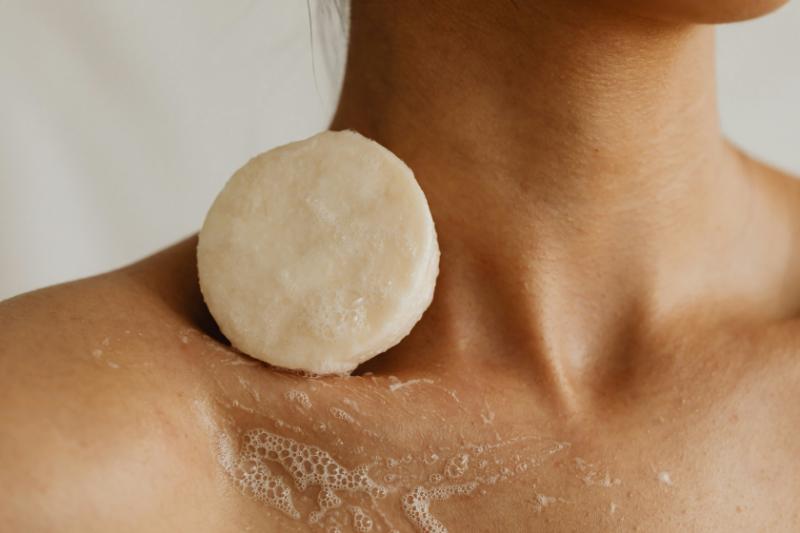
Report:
611,0,791,23
698,0,791,23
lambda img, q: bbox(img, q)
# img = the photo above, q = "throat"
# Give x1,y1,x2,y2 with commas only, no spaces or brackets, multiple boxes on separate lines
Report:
331,0,729,267
332,1,789,397
332,0,724,216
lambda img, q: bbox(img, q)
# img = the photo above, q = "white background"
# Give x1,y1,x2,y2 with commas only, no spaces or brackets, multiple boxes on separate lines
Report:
1,1,798,300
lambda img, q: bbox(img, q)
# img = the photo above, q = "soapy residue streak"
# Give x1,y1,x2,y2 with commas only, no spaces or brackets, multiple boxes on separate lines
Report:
532,494,557,513
286,389,313,409
388,378,435,392
657,471,673,486
574,457,622,488
218,422,574,533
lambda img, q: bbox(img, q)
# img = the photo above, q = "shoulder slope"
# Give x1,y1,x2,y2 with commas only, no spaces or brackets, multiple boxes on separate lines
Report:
0,237,229,531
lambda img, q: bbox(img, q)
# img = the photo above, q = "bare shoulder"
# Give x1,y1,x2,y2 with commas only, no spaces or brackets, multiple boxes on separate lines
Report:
0,238,476,532
0,238,231,532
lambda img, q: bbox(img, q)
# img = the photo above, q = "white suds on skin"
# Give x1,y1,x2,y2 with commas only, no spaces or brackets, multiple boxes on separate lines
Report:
215,428,298,518
90,348,120,368
349,505,374,532
657,471,673,486
444,453,469,479
402,482,478,533
423,453,440,465
192,399,216,433
480,399,495,425
228,429,387,524
211,394,575,533
330,407,356,424
574,457,621,487
533,494,557,513
285,389,312,409
342,397,361,412
388,378,434,392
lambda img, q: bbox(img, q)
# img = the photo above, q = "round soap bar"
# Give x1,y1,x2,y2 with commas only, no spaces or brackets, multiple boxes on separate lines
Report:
197,130,439,374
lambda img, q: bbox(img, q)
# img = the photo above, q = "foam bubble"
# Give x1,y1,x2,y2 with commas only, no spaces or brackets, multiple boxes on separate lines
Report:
349,505,374,532
401,482,478,533
423,453,440,465
533,494,556,513
330,407,355,424
234,429,386,523
444,453,469,479
285,390,312,409
222,432,300,519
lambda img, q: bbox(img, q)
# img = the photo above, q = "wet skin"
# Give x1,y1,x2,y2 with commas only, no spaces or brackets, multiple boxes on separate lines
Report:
1,236,799,532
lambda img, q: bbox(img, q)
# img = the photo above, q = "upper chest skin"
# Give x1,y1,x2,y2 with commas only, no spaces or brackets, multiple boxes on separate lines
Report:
3,243,797,533
181,320,800,533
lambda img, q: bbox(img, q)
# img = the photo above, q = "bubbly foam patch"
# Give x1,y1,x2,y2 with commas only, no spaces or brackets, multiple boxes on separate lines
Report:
230,429,387,524
444,453,469,480
401,482,478,533
220,431,299,518
285,389,312,409
219,422,576,532
348,505,374,532
330,407,356,424
211,381,592,533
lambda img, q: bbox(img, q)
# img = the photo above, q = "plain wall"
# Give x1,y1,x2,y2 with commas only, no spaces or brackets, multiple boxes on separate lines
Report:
1,1,798,300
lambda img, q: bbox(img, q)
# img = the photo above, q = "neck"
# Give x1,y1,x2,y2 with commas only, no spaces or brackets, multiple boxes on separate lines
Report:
334,1,724,202
331,1,784,403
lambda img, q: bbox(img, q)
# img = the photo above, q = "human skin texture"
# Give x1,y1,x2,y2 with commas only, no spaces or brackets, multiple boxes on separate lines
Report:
1,0,800,531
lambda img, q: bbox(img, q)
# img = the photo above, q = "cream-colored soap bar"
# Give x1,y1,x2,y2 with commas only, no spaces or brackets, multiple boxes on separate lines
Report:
197,130,439,374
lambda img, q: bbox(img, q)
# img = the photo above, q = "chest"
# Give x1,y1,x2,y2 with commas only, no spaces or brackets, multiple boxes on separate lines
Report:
208,368,800,533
